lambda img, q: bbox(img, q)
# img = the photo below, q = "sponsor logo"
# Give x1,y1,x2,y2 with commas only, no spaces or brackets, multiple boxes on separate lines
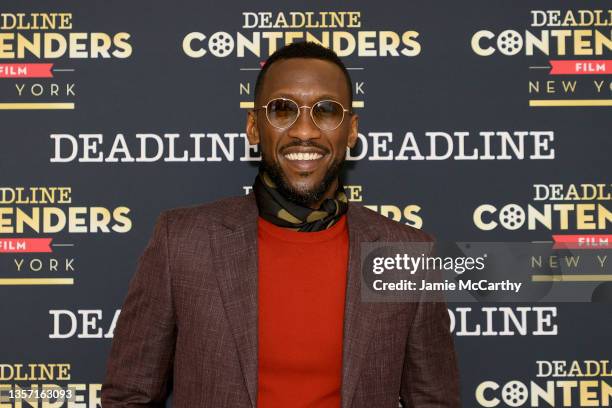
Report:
0,12,132,110
471,9,612,107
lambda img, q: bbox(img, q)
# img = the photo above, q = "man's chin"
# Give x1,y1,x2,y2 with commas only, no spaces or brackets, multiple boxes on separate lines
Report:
284,172,323,191
280,160,324,179
261,157,342,208
279,180,327,207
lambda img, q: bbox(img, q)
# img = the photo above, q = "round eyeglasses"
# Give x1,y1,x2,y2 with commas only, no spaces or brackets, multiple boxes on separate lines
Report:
253,97,351,131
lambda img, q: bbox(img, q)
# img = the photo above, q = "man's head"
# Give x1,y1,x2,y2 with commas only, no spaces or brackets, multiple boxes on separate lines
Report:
246,42,358,208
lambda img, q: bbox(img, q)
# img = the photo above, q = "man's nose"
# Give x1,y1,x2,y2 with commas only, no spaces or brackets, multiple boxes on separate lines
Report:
287,107,321,140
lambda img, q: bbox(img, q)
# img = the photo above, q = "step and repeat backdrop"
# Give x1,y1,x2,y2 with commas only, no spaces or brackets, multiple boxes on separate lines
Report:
0,1,610,407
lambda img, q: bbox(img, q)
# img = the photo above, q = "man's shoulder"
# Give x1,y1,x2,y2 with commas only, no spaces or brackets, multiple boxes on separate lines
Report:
159,194,253,231
350,203,435,243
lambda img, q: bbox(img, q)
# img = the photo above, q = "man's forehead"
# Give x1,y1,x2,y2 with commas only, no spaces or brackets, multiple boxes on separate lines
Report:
261,58,348,102
267,89,342,102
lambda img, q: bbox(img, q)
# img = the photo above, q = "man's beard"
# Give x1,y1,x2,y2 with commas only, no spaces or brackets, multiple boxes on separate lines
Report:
260,153,343,208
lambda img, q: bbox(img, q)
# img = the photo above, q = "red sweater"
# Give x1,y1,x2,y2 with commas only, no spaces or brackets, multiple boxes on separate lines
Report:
257,215,349,408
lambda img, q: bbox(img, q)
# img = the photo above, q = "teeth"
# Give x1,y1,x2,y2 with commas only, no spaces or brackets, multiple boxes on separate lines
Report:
284,152,323,161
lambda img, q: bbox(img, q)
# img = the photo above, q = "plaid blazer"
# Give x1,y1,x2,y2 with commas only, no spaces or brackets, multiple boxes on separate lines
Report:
101,192,460,407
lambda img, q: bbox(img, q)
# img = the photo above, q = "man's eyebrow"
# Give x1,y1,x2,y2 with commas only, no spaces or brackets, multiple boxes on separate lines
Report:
266,92,342,102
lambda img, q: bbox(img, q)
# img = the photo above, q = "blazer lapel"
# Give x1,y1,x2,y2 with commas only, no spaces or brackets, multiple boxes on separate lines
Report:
341,203,382,408
209,193,259,408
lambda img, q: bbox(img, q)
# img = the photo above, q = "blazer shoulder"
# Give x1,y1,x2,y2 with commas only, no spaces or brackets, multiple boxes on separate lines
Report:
159,194,251,232
351,203,435,242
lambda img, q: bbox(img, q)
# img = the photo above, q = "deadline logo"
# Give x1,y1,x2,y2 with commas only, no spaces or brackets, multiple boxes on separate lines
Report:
0,363,102,407
0,186,132,287
0,12,132,111
475,360,612,407
473,183,611,234
473,183,612,302
181,10,422,112
471,9,611,108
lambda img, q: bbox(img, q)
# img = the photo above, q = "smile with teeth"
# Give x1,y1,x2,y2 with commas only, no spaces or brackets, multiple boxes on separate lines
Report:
284,152,323,161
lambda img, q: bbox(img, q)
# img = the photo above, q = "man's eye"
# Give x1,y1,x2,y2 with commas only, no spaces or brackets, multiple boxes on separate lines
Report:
270,100,296,115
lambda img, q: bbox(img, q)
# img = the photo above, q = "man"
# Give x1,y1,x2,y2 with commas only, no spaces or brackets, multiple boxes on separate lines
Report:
101,41,460,408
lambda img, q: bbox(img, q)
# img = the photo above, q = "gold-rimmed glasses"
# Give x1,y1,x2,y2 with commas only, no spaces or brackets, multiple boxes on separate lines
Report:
253,97,351,131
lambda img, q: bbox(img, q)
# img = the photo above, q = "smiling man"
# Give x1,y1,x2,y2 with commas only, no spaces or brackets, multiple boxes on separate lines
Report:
101,42,460,408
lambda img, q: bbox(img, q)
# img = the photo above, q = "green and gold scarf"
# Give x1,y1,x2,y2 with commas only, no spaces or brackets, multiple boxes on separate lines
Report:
253,171,348,232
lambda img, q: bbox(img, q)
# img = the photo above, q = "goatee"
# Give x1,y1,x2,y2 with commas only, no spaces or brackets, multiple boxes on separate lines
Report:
260,155,343,208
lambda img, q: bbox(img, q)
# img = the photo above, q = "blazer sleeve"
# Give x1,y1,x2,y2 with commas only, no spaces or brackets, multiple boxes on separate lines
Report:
101,211,176,407
399,238,461,408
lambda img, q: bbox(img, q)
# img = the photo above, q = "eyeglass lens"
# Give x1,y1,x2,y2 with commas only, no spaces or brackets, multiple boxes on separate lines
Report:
266,99,344,130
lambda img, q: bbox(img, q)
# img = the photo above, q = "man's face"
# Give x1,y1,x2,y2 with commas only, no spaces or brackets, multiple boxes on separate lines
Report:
246,58,359,207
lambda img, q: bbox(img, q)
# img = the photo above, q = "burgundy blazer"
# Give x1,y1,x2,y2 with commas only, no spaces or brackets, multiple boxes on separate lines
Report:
101,192,460,407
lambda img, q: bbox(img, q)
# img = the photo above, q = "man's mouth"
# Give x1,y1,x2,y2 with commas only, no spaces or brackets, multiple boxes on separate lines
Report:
284,152,323,161
280,146,328,172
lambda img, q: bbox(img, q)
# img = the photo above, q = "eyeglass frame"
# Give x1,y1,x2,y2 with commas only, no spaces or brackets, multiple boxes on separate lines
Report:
252,97,352,131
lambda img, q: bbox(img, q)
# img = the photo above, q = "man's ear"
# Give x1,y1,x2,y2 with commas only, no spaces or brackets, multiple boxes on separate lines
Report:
246,110,260,145
347,112,359,149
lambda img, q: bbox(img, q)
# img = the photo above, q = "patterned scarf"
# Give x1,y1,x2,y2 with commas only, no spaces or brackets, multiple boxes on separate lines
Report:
253,170,348,232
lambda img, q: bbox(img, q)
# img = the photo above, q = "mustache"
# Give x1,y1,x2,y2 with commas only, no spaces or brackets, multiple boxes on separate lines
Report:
279,140,330,154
